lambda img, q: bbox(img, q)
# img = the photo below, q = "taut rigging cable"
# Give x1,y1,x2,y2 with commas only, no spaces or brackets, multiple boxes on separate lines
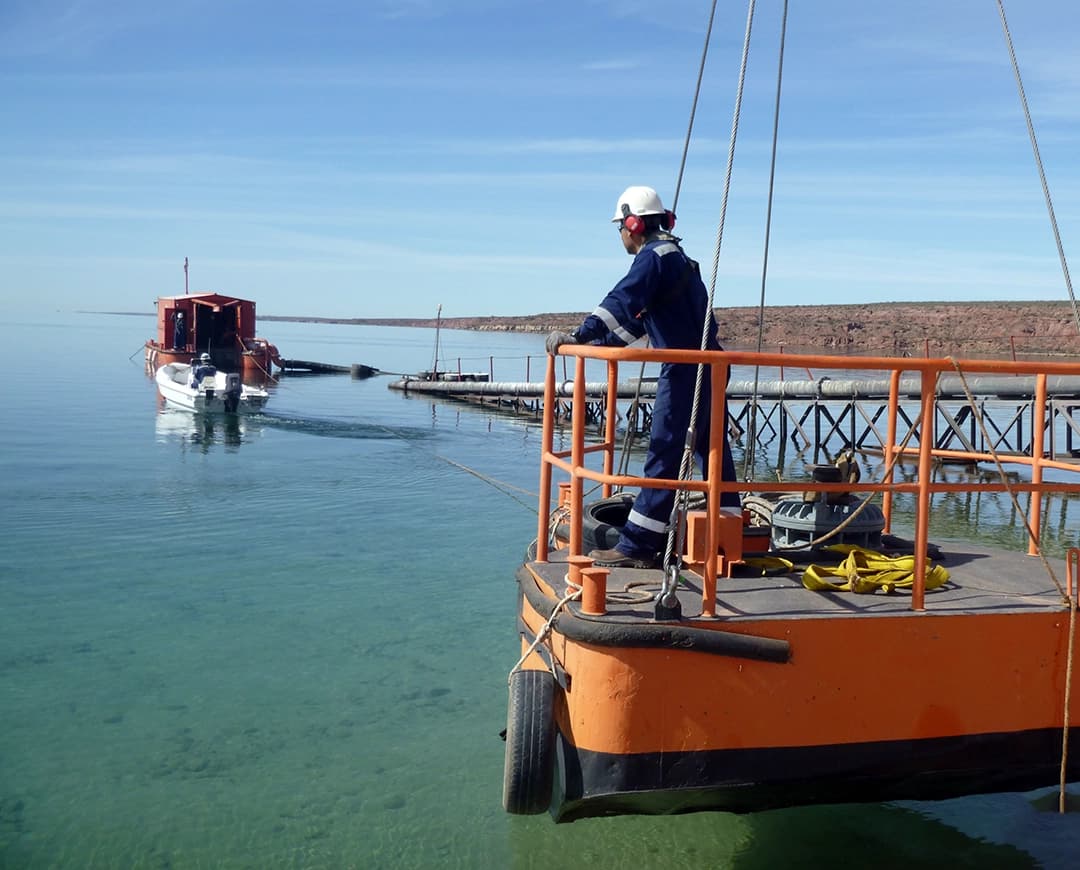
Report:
995,0,1080,338
742,0,789,481
659,0,758,608
615,0,720,485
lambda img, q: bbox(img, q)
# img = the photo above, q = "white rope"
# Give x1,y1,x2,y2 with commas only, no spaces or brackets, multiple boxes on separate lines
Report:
1061,574,1077,813
507,583,581,682
947,358,1065,599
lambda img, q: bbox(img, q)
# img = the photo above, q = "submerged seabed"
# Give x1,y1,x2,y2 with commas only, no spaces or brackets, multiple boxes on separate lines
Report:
0,315,1077,869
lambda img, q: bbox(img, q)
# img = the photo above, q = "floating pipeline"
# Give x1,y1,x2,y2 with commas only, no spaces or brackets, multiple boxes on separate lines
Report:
389,374,1080,399
277,359,378,378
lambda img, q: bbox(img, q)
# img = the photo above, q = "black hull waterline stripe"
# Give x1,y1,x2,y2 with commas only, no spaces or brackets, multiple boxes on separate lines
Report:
553,727,1080,821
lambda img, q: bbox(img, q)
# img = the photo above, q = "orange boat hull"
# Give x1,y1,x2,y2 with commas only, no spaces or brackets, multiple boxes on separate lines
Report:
516,562,1080,821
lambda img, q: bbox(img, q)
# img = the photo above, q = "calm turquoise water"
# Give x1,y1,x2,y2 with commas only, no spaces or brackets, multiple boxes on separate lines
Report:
1,314,1077,869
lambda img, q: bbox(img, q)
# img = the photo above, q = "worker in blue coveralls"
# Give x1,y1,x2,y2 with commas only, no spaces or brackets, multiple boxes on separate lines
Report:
545,186,740,569
173,310,186,350
190,352,215,387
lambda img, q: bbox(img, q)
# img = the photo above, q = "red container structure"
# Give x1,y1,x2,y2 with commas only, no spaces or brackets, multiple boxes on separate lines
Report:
145,292,280,385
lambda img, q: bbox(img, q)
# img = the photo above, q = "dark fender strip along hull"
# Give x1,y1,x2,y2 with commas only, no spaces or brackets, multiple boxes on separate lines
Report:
517,565,791,663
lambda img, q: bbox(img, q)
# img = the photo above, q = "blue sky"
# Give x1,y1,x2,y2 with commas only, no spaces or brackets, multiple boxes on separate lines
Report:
3,0,1079,319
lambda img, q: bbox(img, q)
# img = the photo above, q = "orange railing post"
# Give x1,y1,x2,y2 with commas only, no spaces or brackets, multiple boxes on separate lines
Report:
603,360,619,499
883,369,901,533
529,344,1080,616
912,368,937,611
535,355,557,562
1029,373,1048,555
570,355,587,556
702,360,728,617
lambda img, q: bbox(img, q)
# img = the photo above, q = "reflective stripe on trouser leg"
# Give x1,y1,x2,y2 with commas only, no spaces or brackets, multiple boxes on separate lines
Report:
615,363,740,558
617,364,694,558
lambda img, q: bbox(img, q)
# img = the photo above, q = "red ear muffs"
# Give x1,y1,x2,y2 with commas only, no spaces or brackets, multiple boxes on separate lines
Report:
620,203,675,234
620,203,644,235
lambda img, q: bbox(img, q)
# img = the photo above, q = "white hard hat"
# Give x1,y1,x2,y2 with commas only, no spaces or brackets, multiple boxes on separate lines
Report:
612,186,666,223
199,353,211,363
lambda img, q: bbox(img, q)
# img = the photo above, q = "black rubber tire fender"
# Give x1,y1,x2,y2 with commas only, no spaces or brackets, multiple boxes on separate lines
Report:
502,668,556,815
556,492,708,553
581,492,635,551
554,492,635,553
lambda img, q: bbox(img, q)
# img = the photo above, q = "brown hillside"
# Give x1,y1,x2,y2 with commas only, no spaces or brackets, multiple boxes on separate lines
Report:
267,301,1080,358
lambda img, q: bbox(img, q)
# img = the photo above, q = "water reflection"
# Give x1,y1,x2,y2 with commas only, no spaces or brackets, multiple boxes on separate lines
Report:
505,797,1043,868
154,406,255,453
729,800,1041,869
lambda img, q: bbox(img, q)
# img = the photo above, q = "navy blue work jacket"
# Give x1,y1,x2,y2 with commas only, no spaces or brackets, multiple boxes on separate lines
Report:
574,236,720,352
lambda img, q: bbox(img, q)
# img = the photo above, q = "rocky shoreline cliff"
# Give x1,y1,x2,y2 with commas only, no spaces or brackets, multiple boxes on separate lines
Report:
264,301,1080,357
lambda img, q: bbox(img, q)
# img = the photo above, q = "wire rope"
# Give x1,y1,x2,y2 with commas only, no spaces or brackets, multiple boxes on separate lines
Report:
996,1,1080,338
659,0,757,604
996,2,1079,813
743,0,789,481
617,0,718,487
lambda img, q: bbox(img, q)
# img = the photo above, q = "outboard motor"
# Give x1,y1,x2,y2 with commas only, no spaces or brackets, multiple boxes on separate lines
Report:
224,373,242,413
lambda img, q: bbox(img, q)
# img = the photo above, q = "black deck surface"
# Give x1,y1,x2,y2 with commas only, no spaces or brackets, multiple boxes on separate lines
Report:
528,539,1072,622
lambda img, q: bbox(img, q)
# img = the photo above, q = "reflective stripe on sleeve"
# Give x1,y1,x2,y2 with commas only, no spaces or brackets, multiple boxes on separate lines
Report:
591,304,621,331
593,304,640,345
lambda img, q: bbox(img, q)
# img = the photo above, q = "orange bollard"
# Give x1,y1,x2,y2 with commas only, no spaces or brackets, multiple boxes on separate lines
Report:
567,554,593,588
580,566,609,616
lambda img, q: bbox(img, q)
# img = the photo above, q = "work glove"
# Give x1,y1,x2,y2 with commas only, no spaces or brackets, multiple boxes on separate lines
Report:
545,330,578,355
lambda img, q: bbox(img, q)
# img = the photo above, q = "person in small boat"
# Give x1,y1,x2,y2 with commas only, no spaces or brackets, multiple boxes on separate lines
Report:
545,185,740,569
173,310,186,350
190,352,216,387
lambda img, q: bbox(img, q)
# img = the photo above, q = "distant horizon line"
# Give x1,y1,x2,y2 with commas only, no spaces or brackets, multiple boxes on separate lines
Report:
82,298,1078,324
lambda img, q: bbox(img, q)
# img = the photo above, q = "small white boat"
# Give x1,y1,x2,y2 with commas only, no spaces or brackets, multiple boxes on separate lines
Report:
155,355,269,414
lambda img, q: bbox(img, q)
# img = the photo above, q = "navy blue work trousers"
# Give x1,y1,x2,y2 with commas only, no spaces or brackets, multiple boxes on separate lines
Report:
616,363,740,559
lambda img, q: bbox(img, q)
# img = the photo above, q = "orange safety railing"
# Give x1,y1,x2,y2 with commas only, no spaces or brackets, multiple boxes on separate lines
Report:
535,345,1080,615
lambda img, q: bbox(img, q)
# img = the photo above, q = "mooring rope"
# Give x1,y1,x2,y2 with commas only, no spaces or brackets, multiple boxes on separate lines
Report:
769,405,924,553
947,358,1065,600
749,365,940,557
948,356,1074,813
507,583,581,683
1061,549,1078,813
438,455,537,512
246,352,277,383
